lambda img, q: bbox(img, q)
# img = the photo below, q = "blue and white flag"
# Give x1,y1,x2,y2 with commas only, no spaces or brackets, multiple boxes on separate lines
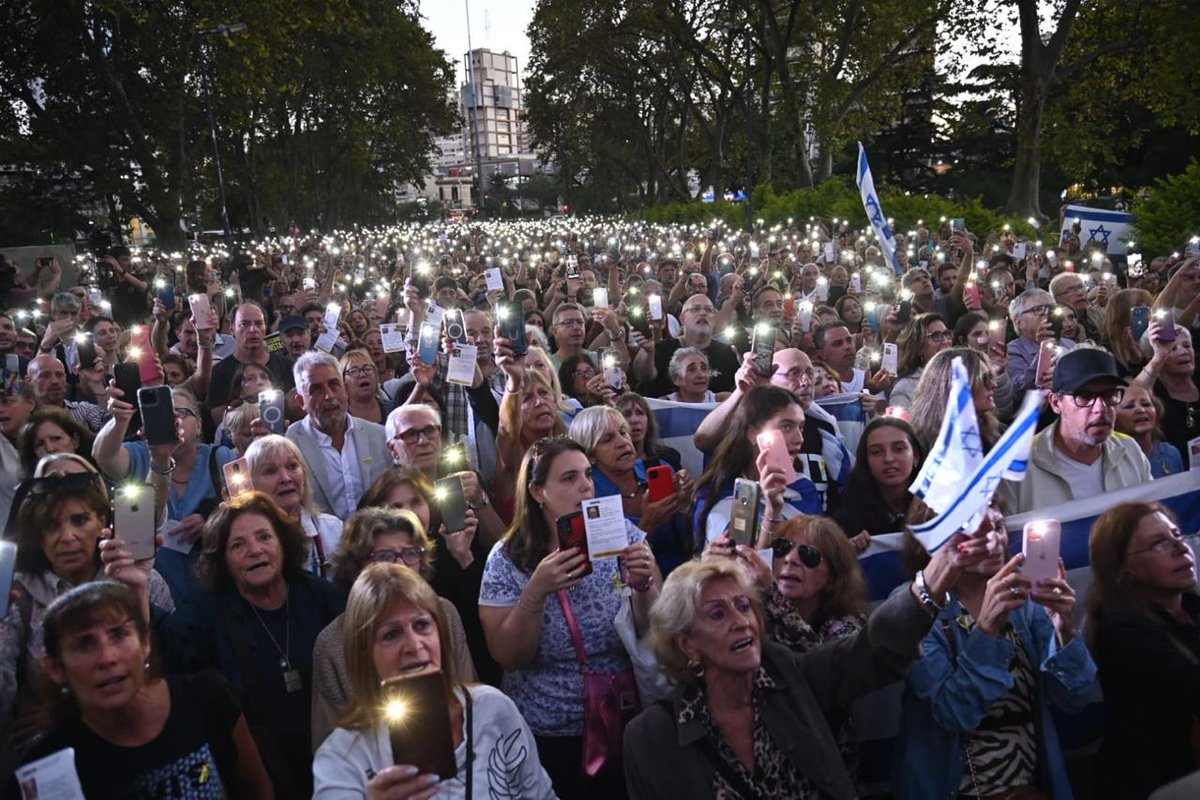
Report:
908,388,1042,553
910,358,982,510
814,391,870,456
856,142,904,275
1060,204,1134,255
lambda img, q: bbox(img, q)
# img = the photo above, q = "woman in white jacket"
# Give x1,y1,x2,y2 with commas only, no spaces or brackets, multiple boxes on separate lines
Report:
313,562,556,799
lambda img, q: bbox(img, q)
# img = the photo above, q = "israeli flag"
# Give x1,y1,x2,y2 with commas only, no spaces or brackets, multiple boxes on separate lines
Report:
908,388,1042,553
910,358,981,510
1060,204,1134,255
856,142,904,275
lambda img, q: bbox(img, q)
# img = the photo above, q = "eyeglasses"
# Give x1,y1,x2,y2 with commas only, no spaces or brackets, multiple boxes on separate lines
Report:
1064,388,1124,407
779,368,814,383
574,369,596,380
927,330,952,342
368,545,425,567
1057,283,1086,296
344,365,377,379
174,407,199,419
557,318,585,328
1128,534,1187,557
1020,304,1052,317
396,424,441,444
770,538,823,568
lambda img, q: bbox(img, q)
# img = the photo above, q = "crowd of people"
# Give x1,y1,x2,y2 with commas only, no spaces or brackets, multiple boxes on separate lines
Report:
0,214,1197,799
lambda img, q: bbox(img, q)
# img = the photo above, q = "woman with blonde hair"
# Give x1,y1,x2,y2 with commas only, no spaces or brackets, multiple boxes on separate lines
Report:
908,347,1002,454
1102,288,1154,375
310,506,477,749
245,434,343,579
313,563,555,798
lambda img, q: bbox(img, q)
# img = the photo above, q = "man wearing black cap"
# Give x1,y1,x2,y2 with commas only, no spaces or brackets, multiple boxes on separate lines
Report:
1002,346,1152,514
279,315,312,359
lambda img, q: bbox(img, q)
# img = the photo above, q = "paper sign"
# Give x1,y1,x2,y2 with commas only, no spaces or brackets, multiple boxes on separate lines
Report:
380,323,406,353
446,344,478,386
582,495,629,558
823,242,836,264
423,301,447,328
264,332,284,353
15,747,85,800
882,343,899,374
1011,243,1027,260
157,519,192,554
485,267,504,292
1189,436,1200,470
314,330,339,353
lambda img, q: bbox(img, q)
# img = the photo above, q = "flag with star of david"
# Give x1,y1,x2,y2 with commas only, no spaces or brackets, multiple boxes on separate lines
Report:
910,358,981,511
1060,204,1134,255
908,387,1043,553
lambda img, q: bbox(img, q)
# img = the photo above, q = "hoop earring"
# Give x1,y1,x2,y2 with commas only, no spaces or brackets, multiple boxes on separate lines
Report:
687,658,705,678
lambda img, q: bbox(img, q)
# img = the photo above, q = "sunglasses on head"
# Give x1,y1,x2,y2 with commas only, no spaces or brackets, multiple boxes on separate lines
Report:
25,471,97,495
770,538,822,568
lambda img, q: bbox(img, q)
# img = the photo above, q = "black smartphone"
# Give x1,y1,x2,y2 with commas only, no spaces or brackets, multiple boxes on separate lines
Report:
1131,305,1151,342
382,671,456,779
729,478,762,547
895,299,912,324
75,331,97,371
752,323,776,375
138,386,176,446
409,261,432,298
444,309,467,345
1048,305,1067,340
258,389,287,434
0,541,16,618
114,362,142,404
496,301,527,357
435,476,468,533
155,273,176,311
556,511,593,577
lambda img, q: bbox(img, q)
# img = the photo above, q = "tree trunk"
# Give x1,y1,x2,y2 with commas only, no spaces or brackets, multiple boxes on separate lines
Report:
1006,77,1047,220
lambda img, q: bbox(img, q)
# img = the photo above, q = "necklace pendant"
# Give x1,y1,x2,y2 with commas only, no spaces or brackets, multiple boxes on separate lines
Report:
283,668,302,693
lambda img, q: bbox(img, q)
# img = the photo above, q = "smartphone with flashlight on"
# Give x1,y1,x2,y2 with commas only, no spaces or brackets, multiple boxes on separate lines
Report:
434,476,468,534
496,301,528,357
1022,519,1062,585
259,390,287,434
115,484,157,562
409,261,433,299
752,323,776,375
381,671,456,779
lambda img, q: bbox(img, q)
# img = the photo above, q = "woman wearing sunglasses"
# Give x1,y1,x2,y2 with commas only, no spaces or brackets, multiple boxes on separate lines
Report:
705,515,870,779
311,506,477,749
0,458,175,780
886,313,952,409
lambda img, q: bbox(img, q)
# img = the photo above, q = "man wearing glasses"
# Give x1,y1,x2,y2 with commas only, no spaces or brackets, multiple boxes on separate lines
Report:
1003,347,1151,514
1006,288,1058,403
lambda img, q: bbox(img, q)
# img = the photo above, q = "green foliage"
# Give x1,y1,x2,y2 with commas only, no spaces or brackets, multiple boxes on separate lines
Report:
631,178,1037,239
1131,161,1200,257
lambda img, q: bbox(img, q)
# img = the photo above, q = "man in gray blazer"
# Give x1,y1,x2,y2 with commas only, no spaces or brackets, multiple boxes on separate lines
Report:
286,351,390,519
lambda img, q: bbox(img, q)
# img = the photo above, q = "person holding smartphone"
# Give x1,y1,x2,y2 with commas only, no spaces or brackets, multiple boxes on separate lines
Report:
314,563,555,798
478,437,658,799
0,458,175,778
893,502,1096,800
1134,321,1198,461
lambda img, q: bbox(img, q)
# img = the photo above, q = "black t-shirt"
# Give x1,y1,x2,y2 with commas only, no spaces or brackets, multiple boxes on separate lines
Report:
797,414,839,512
22,671,241,799
109,274,151,328
205,352,296,412
644,338,740,398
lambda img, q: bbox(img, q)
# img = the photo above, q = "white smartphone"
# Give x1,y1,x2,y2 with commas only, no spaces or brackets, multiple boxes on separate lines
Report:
850,272,862,293
224,457,253,499
115,484,157,561
593,287,609,308
647,294,664,321
188,293,214,329
1022,519,1061,585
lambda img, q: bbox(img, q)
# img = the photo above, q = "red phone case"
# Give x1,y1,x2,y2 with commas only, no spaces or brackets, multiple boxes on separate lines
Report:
646,465,674,504
556,512,593,577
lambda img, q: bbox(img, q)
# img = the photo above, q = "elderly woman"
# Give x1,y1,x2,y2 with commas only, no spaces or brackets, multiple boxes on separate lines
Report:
245,434,343,578
570,406,694,575
95,385,234,603
18,582,274,797
359,467,499,687
623,525,995,799
665,347,727,403
16,406,94,477
102,491,345,799
527,344,583,422
616,391,682,472
479,436,659,798
887,313,952,408
341,347,391,424
0,459,174,774
559,353,615,408
313,563,555,798
893,503,1097,799
1086,502,1200,799
1115,383,1184,478
908,348,1002,454
692,385,822,545
362,327,397,384
1135,322,1198,460
310,506,477,749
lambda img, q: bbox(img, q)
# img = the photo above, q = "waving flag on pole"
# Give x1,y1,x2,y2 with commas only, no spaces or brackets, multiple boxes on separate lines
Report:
911,358,982,509
909,387,1043,553
856,141,904,275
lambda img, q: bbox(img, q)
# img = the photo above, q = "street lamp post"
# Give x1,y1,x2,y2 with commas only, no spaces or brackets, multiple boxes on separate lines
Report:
196,23,247,248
